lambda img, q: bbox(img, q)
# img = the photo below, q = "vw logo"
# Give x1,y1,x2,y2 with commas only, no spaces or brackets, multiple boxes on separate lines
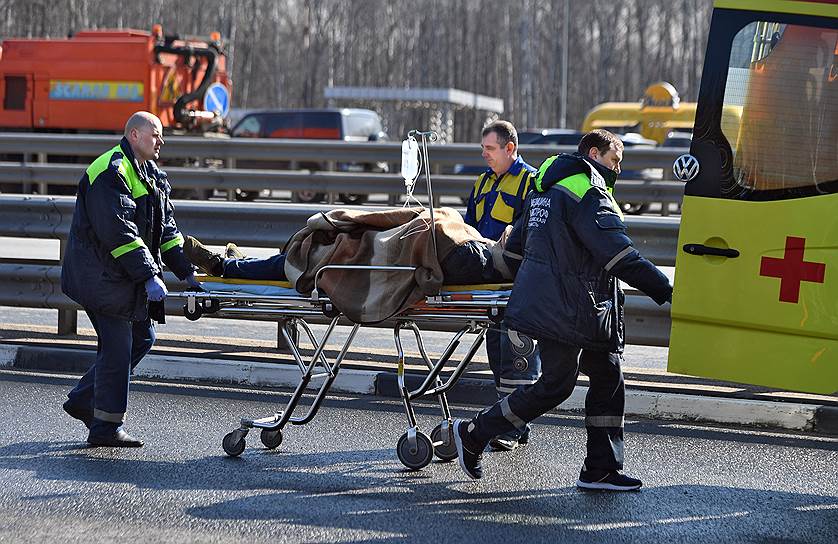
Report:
673,154,700,182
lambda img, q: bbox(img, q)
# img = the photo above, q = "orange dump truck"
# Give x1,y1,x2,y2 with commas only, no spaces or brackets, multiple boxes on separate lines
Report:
0,25,231,134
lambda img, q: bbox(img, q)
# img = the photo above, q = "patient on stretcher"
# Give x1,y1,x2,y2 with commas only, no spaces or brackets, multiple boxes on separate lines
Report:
183,207,518,323
184,235,508,285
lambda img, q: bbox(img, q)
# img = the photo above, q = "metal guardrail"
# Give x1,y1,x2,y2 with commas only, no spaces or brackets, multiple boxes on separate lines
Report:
0,162,686,204
0,132,685,169
0,195,680,264
0,195,676,345
0,260,670,347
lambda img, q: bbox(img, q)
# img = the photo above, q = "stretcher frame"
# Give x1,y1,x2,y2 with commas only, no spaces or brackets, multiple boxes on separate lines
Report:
169,271,509,469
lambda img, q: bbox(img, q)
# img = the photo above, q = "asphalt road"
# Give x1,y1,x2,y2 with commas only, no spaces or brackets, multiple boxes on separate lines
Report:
1,371,836,543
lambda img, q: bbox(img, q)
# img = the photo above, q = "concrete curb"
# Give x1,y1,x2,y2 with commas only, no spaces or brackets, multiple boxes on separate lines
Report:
2,343,835,434
376,372,826,433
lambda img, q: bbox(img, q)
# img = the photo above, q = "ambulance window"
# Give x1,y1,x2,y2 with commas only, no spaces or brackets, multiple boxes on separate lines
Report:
722,22,838,199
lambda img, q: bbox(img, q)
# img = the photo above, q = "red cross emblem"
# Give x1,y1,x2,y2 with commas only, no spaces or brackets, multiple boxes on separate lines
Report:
759,236,826,303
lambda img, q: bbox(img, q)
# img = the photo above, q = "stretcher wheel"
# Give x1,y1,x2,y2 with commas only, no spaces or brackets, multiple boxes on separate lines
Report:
396,431,433,470
513,357,529,372
222,430,246,457
430,423,458,462
509,334,535,357
205,299,221,314
183,304,203,321
260,428,283,450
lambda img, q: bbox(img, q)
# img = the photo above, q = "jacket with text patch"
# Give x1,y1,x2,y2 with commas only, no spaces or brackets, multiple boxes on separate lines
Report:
503,152,672,351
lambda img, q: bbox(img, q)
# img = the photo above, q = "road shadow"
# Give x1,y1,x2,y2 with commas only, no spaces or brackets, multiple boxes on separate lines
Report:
182,479,837,543
0,438,835,542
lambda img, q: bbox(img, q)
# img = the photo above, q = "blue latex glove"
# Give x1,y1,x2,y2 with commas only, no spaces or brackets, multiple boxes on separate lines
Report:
144,275,168,302
185,271,203,291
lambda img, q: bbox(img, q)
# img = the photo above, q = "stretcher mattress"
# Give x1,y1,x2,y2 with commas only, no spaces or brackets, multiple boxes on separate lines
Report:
197,276,298,296
196,275,512,297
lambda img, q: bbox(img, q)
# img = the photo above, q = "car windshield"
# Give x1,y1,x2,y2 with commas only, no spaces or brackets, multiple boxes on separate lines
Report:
230,115,263,137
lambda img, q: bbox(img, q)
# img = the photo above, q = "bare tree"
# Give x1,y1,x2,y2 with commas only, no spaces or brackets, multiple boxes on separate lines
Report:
0,0,714,139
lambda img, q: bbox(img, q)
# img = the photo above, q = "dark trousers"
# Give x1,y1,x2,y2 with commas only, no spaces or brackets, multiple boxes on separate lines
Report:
67,310,155,435
469,337,625,471
485,325,542,440
223,254,286,280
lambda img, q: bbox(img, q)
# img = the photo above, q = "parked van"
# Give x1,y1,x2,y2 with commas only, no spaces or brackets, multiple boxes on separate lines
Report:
230,108,388,203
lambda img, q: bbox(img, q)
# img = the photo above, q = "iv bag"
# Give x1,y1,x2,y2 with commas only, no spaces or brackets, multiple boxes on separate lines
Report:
401,138,419,182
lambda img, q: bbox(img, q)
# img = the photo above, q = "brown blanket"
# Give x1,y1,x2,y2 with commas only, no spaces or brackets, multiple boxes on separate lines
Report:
284,207,490,323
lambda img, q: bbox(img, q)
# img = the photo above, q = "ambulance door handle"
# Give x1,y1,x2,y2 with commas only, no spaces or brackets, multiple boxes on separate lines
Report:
683,244,740,258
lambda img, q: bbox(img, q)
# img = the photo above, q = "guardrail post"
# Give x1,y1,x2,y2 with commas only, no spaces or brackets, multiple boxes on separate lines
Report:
226,156,236,201
277,318,298,353
37,153,47,195
57,238,78,336
327,160,336,205
21,153,32,194
432,163,442,208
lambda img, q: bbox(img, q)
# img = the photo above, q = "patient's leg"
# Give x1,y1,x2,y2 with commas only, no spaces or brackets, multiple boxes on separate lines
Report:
184,235,286,280
223,254,287,281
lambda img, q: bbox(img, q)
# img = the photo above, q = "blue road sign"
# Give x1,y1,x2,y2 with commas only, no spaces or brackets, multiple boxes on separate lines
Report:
203,83,230,117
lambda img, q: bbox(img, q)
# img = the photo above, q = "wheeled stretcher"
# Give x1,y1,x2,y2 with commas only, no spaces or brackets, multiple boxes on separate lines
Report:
168,129,535,469
169,269,513,470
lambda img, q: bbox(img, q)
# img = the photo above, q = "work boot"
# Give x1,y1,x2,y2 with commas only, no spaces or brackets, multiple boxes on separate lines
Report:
62,400,93,429
183,236,224,276
225,242,246,260
453,419,484,480
87,428,144,448
576,465,642,491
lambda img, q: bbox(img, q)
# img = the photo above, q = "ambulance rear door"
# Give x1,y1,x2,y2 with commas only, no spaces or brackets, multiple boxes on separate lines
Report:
668,3,838,395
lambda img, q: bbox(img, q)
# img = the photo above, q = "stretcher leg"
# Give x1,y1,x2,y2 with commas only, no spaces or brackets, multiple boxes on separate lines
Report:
221,316,360,457
392,321,487,468
405,321,458,461
276,318,299,353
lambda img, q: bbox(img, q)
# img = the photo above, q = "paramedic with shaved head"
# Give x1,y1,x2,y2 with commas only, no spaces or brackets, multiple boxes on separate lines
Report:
60,111,200,447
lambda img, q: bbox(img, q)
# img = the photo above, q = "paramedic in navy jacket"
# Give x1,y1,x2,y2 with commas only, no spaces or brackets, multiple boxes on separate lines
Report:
60,111,199,447
454,130,672,490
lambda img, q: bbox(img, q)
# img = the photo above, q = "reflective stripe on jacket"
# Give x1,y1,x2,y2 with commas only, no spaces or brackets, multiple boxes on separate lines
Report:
464,156,536,241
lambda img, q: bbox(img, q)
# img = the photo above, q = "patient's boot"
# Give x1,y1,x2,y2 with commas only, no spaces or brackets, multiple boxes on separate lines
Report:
225,242,246,260
183,236,225,276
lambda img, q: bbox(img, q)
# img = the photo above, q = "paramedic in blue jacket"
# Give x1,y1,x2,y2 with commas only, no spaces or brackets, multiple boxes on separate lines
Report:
453,130,672,490
463,120,542,452
60,111,199,447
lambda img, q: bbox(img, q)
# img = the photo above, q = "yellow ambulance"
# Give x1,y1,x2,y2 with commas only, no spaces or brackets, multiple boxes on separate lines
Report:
669,0,838,394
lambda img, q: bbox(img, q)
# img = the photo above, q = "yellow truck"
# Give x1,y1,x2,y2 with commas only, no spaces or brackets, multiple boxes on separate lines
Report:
668,0,838,395
581,82,743,145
